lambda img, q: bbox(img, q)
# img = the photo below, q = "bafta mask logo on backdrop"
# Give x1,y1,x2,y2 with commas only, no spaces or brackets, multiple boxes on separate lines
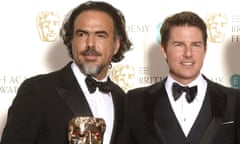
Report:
111,64,135,92
37,11,60,42
206,13,227,43
230,74,240,89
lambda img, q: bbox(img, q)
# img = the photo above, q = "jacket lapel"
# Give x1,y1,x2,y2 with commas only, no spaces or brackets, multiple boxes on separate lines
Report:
57,87,93,116
108,81,125,144
144,81,168,144
200,78,227,144
56,62,93,116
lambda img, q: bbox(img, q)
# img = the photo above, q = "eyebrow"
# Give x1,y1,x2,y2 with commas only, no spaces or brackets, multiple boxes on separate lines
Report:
75,29,108,36
172,41,203,44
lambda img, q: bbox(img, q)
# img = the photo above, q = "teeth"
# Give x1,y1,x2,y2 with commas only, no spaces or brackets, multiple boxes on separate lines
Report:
182,62,193,65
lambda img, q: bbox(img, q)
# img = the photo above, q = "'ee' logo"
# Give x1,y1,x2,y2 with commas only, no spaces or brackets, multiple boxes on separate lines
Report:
230,74,240,89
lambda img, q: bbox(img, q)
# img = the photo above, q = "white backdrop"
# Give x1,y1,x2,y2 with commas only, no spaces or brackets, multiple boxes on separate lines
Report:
0,0,240,139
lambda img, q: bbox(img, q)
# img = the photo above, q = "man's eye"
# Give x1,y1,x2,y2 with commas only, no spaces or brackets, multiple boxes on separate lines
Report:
194,44,201,47
76,32,87,37
97,34,106,38
192,43,203,48
78,33,85,37
173,43,182,47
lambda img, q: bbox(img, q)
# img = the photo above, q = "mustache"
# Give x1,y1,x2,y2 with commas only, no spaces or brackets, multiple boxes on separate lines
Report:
80,47,102,56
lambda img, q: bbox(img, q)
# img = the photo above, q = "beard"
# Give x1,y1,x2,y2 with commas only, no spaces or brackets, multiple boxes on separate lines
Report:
78,63,104,76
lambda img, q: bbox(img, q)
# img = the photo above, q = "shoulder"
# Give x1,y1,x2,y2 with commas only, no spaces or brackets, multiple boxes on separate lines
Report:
127,80,165,98
207,78,239,94
19,63,72,90
204,75,240,102
203,75,233,92
21,70,61,87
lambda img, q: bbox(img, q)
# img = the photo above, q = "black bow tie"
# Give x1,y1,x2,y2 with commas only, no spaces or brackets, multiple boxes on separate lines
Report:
172,82,198,103
85,76,112,93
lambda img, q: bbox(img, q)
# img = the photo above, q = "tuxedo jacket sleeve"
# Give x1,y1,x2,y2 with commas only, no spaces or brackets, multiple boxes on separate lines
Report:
0,62,126,144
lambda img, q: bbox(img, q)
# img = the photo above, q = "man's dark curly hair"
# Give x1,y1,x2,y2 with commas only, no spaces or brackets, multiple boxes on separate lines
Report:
60,1,132,62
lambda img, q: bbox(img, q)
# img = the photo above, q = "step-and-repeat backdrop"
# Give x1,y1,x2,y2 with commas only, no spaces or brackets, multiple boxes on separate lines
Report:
0,0,240,138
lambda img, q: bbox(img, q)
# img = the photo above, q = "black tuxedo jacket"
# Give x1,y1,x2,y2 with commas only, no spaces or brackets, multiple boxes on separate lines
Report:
125,76,240,144
0,62,125,144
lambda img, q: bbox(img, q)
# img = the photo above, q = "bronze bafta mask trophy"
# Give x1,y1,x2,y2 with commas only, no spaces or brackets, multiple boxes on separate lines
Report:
68,116,106,144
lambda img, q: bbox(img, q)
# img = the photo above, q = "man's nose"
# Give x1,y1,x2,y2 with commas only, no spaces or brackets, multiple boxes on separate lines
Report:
183,46,193,58
86,35,96,47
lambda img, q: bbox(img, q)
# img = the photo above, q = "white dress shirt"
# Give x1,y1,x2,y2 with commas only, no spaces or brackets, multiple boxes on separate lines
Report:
165,74,207,136
71,62,114,144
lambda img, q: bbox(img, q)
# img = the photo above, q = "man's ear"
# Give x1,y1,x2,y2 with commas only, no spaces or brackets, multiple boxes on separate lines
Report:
113,38,121,55
160,44,167,60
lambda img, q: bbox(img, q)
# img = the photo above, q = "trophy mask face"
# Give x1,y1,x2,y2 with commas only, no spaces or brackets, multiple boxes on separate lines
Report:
68,117,106,144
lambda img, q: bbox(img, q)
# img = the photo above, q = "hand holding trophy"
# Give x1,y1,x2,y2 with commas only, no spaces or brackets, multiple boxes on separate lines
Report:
68,116,106,144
